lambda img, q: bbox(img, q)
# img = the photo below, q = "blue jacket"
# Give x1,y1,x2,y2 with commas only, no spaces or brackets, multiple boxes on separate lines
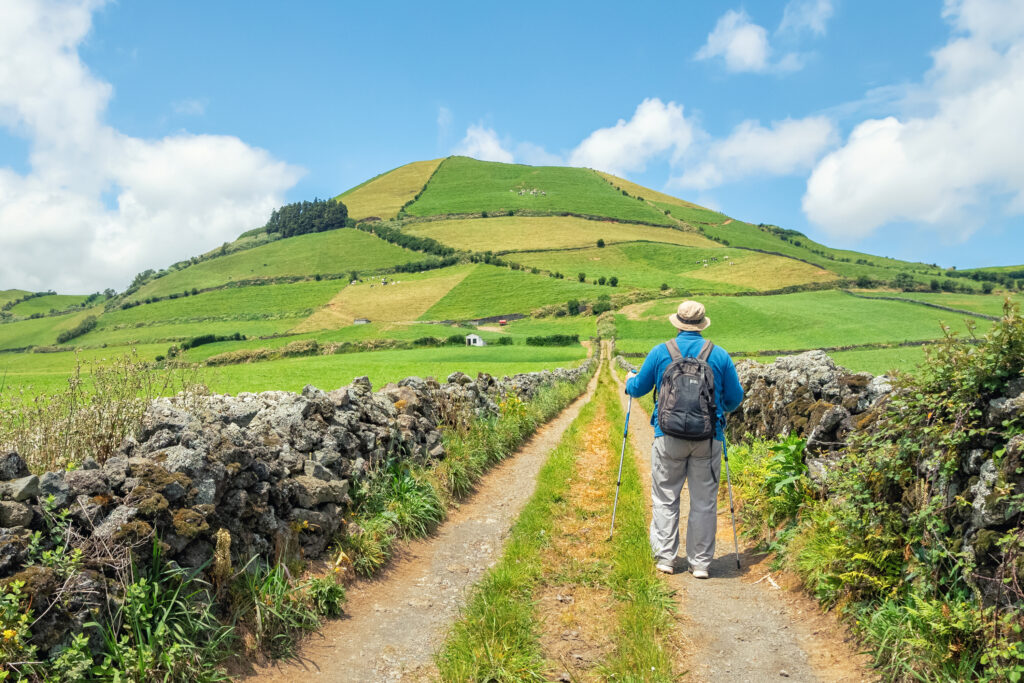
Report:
625,330,744,441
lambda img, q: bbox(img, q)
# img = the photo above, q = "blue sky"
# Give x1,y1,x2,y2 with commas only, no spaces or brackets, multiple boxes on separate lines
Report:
0,0,1020,291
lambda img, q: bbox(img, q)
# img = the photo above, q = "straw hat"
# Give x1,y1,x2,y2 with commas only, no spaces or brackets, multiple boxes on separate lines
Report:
668,300,711,331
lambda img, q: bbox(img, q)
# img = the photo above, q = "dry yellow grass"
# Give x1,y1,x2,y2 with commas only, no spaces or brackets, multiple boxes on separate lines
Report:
293,266,473,331
595,171,711,211
404,215,716,252
339,158,444,220
685,252,838,291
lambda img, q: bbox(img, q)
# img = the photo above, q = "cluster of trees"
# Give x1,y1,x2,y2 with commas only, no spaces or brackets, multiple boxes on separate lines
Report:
180,332,245,351
356,223,456,258
55,315,97,344
566,294,613,316
1,290,56,312
576,272,618,287
265,199,350,238
394,257,460,274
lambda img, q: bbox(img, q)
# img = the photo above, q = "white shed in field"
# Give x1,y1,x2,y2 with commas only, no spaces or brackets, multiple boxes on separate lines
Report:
465,334,486,347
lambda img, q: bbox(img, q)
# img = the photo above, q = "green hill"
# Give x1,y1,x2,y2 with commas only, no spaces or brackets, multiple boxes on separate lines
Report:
1,156,1014,393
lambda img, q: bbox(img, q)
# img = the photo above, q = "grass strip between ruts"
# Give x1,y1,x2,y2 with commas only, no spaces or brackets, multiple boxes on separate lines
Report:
596,365,679,680
435,364,680,681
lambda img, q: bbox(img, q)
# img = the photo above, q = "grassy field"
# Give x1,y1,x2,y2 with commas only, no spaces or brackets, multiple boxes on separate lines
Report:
337,159,443,220
421,264,607,320
0,290,31,307
294,266,474,330
403,214,714,252
596,170,711,210
652,201,731,225
513,242,835,292
8,294,93,316
894,291,1023,317
0,307,103,351
128,229,420,301
407,157,675,225
203,345,587,394
613,291,983,357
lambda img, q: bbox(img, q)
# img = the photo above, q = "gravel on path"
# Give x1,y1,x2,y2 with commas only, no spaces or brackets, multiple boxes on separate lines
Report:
613,368,874,683
245,368,601,683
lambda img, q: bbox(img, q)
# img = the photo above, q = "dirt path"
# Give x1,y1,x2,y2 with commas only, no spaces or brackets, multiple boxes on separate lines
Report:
245,368,600,683
611,370,873,682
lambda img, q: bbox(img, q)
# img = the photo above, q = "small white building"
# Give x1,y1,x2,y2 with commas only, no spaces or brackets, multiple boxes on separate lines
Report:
354,318,370,325
465,334,486,347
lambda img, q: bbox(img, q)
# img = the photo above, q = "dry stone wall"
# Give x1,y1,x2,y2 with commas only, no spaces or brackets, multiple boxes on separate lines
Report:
0,361,592,656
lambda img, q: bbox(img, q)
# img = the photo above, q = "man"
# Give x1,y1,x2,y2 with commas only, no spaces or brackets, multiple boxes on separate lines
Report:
626,300,744,578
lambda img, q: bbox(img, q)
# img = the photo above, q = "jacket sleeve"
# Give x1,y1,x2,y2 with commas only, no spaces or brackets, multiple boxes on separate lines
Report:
625,346,661,398
719,354,744,413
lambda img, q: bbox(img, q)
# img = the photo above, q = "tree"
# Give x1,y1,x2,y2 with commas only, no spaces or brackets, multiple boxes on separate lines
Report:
856,275,872,288
660,283,669,291
598,276,607,285
893,272,915,291
930,279,941,292
578,272,586,283
609,276,618,287
567,299,580,315
982,282,996,294
350,270,359,282
596,239,605,248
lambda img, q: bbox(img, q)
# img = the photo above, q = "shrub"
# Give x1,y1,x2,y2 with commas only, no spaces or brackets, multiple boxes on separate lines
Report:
660,283,669,291
578,272,586,283
525,334,579,346
497,337,514,346
598,276,607,286
609,277,618,287
567,300,581,316
55,315,97,344
596,239,605,248
983,281,996,294
856,275,872,288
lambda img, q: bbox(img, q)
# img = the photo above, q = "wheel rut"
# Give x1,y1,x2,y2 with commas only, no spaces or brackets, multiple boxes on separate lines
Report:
244,367,601,683
611,369,874,683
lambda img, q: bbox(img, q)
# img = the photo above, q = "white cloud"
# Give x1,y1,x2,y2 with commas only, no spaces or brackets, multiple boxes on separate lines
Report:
171,98,206,116
0,0,303,293
779,0,834,36
567,98,696,176
453,124,514,163
696,10,804,73
696,10,773,72
802,0,1024,241
672,116,838,190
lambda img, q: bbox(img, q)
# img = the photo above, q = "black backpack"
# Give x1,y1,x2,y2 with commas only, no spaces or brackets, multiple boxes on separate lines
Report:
656,339,717,440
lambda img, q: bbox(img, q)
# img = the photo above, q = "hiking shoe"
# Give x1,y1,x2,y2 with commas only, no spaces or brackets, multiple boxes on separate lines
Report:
655,562,675,575
691,568,709,579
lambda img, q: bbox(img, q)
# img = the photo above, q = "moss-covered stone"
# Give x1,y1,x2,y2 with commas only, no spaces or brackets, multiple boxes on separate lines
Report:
172,508,210,539
112,519,153,545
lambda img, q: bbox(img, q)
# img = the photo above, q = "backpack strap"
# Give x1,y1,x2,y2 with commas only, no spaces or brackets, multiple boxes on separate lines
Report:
665,338,684,362
697,339,714,363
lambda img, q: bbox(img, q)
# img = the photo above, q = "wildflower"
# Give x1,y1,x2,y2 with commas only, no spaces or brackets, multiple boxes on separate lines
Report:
3,629,16,641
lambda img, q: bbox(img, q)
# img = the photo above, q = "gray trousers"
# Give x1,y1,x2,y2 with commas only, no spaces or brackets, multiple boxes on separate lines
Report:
650,436,723,570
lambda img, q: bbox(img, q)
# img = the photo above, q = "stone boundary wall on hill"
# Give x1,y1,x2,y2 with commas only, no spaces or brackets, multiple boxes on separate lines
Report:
0,360,593,656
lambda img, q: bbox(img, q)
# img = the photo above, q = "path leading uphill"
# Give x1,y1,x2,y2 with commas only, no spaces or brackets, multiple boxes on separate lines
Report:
611,369,873,682
246,369,600,682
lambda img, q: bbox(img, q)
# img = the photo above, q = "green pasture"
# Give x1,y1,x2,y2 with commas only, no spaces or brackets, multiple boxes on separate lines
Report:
100,280,341,329
511,242,833,293
0,290,31,307
0,307,102,351
612,291,984,356
652,201,730,225
407,157,674,225
402,215,713,253
0,343,169,394
200,344,588,394
421,264,606,320
129,229,419,301
76,318,306,348
894,291,1022,317
8,294,92,316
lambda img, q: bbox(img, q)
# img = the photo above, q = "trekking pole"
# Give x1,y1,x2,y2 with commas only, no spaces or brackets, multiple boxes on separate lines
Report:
722,431,741,570
608,395,632,540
